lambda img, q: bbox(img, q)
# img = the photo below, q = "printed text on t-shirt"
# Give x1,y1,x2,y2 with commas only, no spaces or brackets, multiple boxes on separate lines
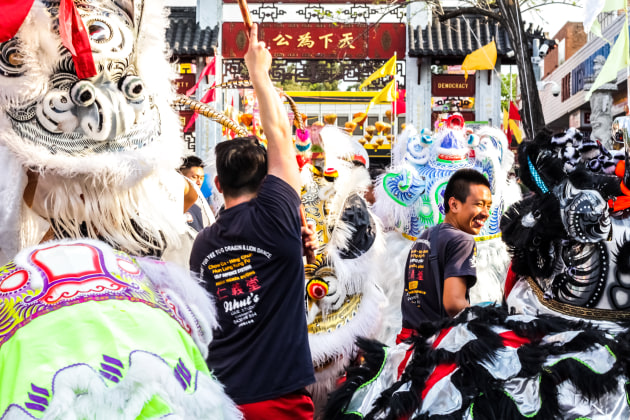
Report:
203,246,273,328
406,247,429,305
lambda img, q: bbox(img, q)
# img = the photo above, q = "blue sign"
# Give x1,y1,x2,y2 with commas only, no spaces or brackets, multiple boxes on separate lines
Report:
571,43,611,95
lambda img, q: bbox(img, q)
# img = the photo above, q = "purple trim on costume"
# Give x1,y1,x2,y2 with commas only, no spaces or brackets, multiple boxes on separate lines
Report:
2,351,208,419
128,349,170,368
100,371,120,383
51,363,101,396
103,355,124,368
100,363,122,378
27,393,47,406
30,383,49,397
115,251,147,282
174,372,187,390
24,403,45,412
0,263,29,295
193,370,203,392
175,358,191,388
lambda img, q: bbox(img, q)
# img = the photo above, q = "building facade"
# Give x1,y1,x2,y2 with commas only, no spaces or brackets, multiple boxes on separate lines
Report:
542,22,587,79
541,13,627,136
167,2,522,163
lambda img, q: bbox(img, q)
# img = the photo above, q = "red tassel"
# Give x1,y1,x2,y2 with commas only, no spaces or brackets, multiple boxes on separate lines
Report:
0,0,36,43
185,57,216,96
59,0,96,79
200,82,216,103
184,113,197,133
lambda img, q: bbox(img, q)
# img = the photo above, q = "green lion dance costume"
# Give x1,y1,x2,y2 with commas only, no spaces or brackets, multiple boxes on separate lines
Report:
0,1,240,418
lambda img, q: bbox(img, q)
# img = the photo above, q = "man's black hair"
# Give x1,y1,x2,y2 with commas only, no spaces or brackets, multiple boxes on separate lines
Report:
368,165,386,180
215,136,268,198
443,168,491,213
180,155,205,171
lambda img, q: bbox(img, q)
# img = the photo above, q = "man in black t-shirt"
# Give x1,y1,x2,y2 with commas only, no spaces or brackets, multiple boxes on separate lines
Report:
399,169,492,341
189,24,317,419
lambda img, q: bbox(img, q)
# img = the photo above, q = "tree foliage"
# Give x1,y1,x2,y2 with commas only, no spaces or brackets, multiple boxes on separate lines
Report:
501,73,518,111
275,62,341,92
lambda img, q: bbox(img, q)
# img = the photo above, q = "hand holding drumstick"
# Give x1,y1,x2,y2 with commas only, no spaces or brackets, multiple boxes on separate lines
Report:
301,210,317,264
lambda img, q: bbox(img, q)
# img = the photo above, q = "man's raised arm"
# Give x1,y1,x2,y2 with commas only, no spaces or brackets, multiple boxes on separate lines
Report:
244,24,300,193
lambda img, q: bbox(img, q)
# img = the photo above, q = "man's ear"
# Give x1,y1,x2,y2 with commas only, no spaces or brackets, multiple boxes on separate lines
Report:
448,196,459,213
214,175,223,194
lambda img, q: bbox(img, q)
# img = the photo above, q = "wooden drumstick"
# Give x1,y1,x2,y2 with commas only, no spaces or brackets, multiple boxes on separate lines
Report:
237,0,253,36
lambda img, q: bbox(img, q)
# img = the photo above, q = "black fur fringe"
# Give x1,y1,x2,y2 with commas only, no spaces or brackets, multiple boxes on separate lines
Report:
327,306,630,420
323,337,388,420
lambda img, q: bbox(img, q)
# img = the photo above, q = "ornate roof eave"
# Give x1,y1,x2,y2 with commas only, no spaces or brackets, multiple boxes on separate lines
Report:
166,7,218,57
409,14,516,64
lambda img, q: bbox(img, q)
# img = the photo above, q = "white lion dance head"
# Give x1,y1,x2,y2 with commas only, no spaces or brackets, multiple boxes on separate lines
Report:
372,116,520,305
0,0,186,263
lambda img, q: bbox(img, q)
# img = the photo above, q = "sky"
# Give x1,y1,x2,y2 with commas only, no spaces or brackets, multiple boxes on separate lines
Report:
523,1,585,38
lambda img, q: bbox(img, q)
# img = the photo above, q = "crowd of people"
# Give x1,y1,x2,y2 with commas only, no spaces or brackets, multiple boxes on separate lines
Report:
179,24,493,419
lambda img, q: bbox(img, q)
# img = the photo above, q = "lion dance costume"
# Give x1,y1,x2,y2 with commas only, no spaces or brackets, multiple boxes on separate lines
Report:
0,1,240,418
297,124,387,415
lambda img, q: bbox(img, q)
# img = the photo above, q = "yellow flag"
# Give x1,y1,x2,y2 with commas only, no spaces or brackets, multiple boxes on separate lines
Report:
461,41,497,80
509,120,523,144
372,78,397,105
359,78,398,117
359,54,397,90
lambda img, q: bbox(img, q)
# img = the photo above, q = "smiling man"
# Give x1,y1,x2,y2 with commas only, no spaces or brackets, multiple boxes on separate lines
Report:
398,169,492,339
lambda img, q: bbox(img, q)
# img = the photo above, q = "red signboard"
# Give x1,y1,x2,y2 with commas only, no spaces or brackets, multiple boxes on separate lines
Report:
174,73,196,95
223,22,405,59
179,110,195,133
368,23,405,60
431,75,475,97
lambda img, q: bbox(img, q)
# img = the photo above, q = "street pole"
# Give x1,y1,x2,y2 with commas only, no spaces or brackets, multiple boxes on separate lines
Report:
196,0,223,162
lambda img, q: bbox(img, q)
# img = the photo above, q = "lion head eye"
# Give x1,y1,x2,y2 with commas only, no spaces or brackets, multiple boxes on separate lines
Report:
87,20,112,43
0,40,25,77
7,51,23,66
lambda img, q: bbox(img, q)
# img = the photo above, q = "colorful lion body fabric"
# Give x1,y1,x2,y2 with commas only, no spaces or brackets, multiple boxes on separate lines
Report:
0,239,239,419
300,125,387,413
0,1,239,418
325,127,630,419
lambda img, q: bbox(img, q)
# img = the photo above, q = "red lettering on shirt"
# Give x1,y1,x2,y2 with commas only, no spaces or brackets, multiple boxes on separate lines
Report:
246,276,261,292
217,287,229,300
232,282,245,296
